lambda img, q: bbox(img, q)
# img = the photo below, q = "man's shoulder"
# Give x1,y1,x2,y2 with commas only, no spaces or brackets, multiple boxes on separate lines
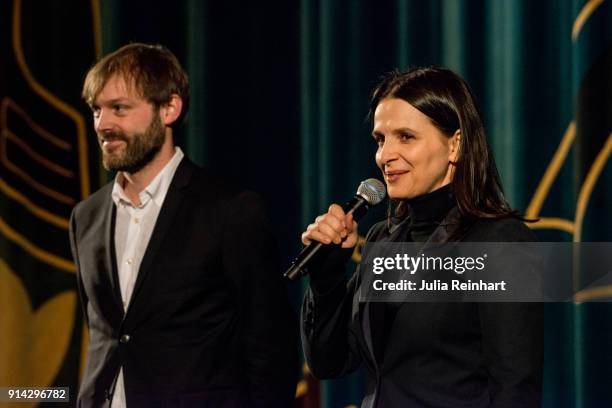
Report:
183,162,270,228
72,181,114,220
363,219,389,242
185,163,262,206
187,165,241,196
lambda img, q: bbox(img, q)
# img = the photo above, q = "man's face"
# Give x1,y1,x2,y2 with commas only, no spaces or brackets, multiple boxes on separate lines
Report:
91,75,166,174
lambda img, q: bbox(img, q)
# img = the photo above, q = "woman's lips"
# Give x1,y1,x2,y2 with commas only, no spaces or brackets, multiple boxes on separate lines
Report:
384,170,408,183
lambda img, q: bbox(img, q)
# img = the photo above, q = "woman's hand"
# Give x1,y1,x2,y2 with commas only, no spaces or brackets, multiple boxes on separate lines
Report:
301,204,358,249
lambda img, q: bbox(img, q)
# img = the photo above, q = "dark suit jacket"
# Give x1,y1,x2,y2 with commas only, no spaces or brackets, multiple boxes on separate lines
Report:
70,158,298,408
301,208,543,408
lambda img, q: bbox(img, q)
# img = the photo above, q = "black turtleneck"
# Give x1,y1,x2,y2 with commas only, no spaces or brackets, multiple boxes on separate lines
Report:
404,184,455,242
372,184,456,364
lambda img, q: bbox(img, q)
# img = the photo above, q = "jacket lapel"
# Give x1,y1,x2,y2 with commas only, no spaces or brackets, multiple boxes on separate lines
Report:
351,260,378,373
125,158,195,312
371,206,463,371
99,187,125,318
422,206,462,250
359,222,408,372
360,300,379,373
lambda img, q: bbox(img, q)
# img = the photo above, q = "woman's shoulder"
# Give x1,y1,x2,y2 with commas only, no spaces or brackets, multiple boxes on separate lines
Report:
364,220,390,242
462,216,537,242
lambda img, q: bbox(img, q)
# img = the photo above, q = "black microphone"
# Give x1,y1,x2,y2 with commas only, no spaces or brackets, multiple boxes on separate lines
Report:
284,179,386,281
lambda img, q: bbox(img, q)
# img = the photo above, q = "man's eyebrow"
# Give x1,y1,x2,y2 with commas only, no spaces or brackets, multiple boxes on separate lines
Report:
104,98,131,104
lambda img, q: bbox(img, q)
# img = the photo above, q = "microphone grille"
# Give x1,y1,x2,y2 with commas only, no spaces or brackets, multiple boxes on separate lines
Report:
356,178,386,205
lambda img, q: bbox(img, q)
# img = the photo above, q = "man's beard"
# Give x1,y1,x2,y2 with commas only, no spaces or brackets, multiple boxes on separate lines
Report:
99,115,166,174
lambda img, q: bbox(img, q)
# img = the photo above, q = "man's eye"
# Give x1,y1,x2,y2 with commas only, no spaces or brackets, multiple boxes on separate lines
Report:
91,107,101,118
399,133,414,141
113,105,125,112
373,134,384,144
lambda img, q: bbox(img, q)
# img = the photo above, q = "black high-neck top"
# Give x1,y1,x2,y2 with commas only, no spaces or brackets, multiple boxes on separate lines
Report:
397,184,456,242
373,184,456,363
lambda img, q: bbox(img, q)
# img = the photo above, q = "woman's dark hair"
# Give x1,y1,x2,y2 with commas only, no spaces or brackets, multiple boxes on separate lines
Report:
370,66,522,221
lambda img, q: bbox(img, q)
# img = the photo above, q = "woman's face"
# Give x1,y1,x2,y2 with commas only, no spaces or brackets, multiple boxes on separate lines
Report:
372,98,460,200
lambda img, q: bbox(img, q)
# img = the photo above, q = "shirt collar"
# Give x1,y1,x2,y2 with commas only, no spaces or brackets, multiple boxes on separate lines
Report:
111,147,185,208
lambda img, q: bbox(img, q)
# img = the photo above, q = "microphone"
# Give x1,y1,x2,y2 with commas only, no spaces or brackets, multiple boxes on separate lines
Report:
284,179,386,281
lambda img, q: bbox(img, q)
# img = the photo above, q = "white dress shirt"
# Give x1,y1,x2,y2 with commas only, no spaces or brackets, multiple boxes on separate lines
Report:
110,147,184,408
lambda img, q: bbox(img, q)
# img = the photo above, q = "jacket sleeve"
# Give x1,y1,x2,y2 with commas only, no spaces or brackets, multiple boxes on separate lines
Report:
69,205,89,326
300,250,363,379
222,191,299,408
300,223,385,379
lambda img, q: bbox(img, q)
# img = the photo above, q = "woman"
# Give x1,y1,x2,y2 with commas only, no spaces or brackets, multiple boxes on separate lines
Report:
300,67,543,407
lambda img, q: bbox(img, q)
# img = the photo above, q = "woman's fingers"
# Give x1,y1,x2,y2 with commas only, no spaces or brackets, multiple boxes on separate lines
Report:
301,203,358,248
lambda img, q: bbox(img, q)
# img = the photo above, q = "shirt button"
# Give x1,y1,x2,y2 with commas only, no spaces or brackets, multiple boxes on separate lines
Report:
134,218,140,224
120,334,130,343
126,258,133,265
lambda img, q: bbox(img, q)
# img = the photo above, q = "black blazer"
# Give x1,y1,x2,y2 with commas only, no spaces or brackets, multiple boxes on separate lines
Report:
70,158,298,408
301,208,543,408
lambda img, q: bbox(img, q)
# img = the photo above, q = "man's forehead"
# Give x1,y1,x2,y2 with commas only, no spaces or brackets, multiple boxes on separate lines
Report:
94,74,143,103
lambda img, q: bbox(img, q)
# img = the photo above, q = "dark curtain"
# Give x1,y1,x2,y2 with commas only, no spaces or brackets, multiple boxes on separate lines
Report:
1,1,610,407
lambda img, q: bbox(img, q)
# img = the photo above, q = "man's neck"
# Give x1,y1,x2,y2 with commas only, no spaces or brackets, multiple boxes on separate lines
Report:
121,141,175,206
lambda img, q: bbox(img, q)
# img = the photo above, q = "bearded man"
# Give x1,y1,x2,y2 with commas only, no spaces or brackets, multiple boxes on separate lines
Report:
69,43,298,408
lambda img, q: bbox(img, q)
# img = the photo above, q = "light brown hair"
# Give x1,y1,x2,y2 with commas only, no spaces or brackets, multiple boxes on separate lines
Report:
82,43,189,128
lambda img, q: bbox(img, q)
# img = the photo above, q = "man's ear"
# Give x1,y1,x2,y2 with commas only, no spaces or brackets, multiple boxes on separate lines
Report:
449,129,461,164
160,94,183,126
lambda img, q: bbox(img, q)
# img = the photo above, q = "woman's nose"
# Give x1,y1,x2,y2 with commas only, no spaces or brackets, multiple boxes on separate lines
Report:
378,138,400,165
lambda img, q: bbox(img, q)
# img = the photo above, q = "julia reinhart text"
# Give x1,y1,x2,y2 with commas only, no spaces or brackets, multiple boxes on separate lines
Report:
373,279,507,291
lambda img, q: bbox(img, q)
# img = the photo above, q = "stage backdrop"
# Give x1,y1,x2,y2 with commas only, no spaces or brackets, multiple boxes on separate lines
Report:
0,1,610,407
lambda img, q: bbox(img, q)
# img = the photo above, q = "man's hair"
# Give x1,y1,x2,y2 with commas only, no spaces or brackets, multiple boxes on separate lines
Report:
82,43,190,128
370,66,521,222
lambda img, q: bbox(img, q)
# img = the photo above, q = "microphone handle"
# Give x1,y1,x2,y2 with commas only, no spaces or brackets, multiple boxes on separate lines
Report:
284,196,369,281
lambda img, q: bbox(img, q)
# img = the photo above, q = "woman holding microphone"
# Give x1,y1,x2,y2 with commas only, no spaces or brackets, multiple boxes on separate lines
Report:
300,67,542,407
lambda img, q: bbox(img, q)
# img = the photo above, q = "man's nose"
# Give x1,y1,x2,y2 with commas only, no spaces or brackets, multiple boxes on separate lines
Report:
94,109,113,133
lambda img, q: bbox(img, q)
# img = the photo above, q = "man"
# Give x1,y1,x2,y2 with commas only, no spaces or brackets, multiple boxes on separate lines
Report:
69,43,298,407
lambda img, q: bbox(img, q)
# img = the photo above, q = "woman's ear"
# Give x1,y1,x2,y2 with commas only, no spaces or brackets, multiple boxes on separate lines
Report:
160,94,183,126
449,129,461,164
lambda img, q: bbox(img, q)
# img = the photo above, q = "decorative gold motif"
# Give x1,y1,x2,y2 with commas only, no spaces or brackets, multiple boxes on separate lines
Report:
0,259,76,407
0,217,75,273
572,0,605,41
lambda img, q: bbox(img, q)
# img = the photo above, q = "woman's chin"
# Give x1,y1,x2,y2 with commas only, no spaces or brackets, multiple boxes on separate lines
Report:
387,188,418,201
